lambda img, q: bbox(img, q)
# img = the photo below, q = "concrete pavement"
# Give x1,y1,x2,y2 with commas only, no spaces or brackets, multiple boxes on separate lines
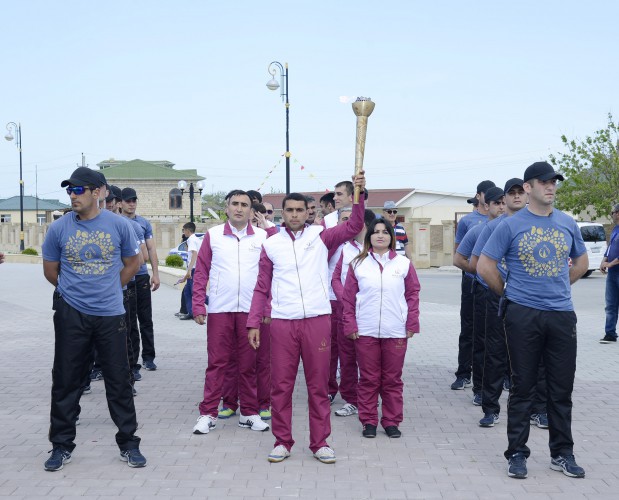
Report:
0,263,617,499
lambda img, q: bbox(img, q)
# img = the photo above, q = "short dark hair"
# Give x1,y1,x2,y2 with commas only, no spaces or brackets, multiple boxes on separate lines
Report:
282,192,308,209
335,180,354,196
364,209,376,228
320,192,335,208
305,195,316,203
252,203,266,214
246,190,262,203
182,222,196,232
225,189,251,204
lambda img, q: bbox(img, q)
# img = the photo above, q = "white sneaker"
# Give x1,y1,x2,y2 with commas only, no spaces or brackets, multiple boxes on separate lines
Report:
239,413,270,431
313,446,336,464
193,415,217,434
335,403,358,417
268,445,290,463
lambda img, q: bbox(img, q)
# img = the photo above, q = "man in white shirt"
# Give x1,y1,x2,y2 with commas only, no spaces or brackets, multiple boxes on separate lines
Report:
178,222,202,320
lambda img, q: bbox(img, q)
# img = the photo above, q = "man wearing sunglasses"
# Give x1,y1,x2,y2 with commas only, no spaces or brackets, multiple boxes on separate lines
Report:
382,201,412,260
41,167,146,471
263,202,276,223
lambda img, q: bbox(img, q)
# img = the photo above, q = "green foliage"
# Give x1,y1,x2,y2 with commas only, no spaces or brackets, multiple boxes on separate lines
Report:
549,114,619,220
22,247,38,256
165,254,184,268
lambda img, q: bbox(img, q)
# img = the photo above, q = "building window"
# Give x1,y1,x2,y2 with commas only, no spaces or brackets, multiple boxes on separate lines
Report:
0,214,11,223
37,213,46,225
169,188,183,209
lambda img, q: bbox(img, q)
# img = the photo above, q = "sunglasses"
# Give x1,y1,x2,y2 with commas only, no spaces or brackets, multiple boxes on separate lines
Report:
66,186,94,195
384,209,398,215
266,210,274,214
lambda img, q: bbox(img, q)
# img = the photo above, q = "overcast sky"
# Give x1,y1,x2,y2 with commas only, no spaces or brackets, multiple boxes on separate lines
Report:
0,0,617,203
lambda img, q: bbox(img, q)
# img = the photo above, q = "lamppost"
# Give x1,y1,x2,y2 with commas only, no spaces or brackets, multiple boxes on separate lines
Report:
266,61,290,194
4,122,24,251
178,180,204,223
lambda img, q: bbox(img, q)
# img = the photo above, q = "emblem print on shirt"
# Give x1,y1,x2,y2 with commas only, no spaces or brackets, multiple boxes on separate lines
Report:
517,226,568,278
66,230,115,275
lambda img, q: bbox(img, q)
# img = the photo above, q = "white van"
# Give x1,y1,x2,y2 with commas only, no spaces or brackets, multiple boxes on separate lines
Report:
576,222,607,277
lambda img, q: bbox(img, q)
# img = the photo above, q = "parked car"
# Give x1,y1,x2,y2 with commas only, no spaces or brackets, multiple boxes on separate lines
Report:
168,233,205,267
576,222,607,277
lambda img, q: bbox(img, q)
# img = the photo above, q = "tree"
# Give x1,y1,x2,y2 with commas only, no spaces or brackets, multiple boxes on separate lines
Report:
550,114,619,220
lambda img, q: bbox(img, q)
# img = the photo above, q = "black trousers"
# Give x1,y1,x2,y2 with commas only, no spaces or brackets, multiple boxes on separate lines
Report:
50,297,140,452
455,273,475,379
127,281,141,370
134,274,156,363
503,302,577,459
472,281,487,394
481,289,506,415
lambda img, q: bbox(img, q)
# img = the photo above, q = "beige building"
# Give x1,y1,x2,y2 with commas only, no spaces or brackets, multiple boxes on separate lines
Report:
0,195,69,225
98,159,205,220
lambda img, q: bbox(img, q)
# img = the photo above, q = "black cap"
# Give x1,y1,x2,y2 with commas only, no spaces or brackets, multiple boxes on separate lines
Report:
60,167,104,188
504,178,524,194
121,187,138,201
467,197,479,206
476,180,495,195
106,185,122,202
484,187,505,203
523,162,564,183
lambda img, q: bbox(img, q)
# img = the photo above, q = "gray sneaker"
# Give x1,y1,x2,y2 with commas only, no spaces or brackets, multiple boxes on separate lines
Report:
335,403,358,417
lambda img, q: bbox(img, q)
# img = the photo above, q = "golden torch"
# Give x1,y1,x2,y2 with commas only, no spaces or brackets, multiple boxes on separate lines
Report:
352,97,375,203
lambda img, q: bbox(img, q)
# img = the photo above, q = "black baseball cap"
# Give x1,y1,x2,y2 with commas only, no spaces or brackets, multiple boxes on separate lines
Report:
61,167,104,188
504,178,524,194
484,187,505,203
476,180,495,195
467,197,479,206
523,162,564,183
106,185,122,202
121,187,138,201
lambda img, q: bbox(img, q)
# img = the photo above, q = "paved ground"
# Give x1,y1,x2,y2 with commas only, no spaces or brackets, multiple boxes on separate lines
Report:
0,263,617,499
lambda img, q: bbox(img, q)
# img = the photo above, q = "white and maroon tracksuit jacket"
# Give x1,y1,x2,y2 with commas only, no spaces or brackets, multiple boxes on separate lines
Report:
341,249,420,428
331,239,363,406
247,197,365,453
192,222,267,418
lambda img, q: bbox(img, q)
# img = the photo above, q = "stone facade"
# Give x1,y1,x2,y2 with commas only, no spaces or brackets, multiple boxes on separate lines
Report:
108,179,203,221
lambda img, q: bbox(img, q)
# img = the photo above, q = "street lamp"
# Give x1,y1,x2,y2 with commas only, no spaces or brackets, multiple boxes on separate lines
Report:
178,180,205,223
266,61,290,194
4,122,24,252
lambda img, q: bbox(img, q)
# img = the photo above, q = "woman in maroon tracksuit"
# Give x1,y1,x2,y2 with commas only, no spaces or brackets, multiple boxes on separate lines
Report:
342,218,420,438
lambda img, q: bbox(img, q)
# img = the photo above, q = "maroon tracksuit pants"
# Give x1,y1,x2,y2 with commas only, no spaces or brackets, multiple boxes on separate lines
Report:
198,312,258,417
222,322,271,411
337,315,358,407
270,315,332,453
328,301,340,399
356,336,408,429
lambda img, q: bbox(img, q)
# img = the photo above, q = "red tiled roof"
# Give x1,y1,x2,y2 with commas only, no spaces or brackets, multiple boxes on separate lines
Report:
263,188,414,210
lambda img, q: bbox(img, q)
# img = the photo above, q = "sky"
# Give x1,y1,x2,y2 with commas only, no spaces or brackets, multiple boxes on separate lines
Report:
0,0,617,203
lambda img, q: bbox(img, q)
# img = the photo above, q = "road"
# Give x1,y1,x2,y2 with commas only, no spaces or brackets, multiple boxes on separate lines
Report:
0,263,617,499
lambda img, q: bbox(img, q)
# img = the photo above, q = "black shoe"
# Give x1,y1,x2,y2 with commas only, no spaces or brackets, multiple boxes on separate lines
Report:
450,377,472,390
362,424,377,438
90,369,103,381
473,392,482,406
384,426,402,438
550,454,585,478
507,453,528,479
120,448,147,468
143,360,157,371
599,335,617,344
328,394,335,405
133,368,142,381
44,448,72,471
178,313,193,320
